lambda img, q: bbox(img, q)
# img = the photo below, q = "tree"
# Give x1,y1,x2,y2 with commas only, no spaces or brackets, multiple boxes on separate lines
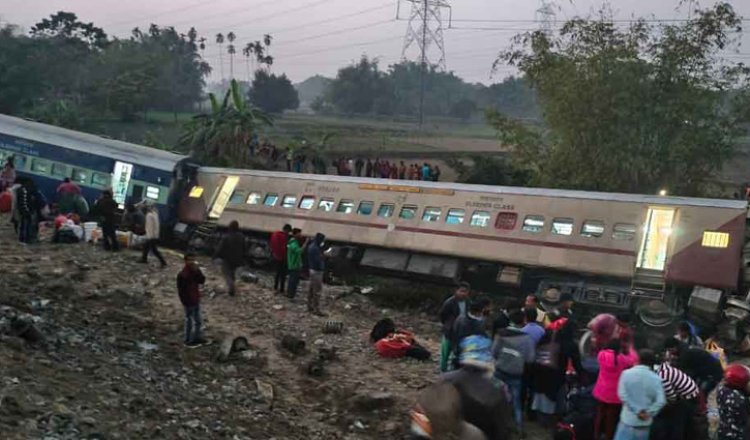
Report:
249,70,299,113
30,11,107,49
327,56,387,114
450,98,477,120
215,33,225,80
227,31,236,79
491,2,750,196
180,79,273,167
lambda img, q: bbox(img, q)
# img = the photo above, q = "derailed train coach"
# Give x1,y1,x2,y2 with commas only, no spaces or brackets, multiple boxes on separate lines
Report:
175,167,750,329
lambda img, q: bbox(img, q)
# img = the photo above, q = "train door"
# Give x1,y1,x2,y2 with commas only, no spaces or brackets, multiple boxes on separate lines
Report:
208,175,239,219
112,161,133,207
636,207,676,271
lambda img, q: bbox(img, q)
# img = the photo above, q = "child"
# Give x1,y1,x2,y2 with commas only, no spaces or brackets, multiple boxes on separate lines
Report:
717,364,750,440
177,253,206,347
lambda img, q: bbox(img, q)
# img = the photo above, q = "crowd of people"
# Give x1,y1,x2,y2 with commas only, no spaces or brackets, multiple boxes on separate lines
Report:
333,157,442,181
421,285,746,440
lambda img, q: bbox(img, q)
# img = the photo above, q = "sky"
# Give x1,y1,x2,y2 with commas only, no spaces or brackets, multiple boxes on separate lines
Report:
2,0,749,85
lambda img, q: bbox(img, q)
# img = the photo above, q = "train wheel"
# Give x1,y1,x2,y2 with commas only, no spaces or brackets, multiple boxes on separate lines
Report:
636,299,676,328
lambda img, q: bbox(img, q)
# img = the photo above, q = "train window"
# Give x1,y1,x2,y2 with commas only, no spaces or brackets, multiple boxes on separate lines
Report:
92,173,110,187
551,218,574,236
246,192,261,204
581,220,605,238
51,163,69,178
299,196,316,210
71,168,89,184
13,155,26,170
318,198,335,212
399,205,418,220
470,211,491,227
495,212,518,230
336,200,355,214
357,201,374,216
30,159,50,174
702,231,729,248
612,223,636,241
422,207,441,222
263,193,278,206
145,186,160,200
229,191,246,205
522,215,545,233
377,203,395,218
446,209,465,225
281,195,297,208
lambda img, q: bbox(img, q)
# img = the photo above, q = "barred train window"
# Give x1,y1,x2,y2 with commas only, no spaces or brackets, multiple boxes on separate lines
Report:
581,220,605,238
470,211,491,228
357,201,374,216
446,209,465,225
377,203,395,218
281,195,297,208
229,191,246,204
263,193,278,206
551,218,574,236
495,212,518,230
702,231,729,248
422,207,441,222
246,192,261,204
318,198,335,212
145,186,160,200
612,223,636,241
52,164,69,178
72,168,89,184
522,215,545,233
31,159,49,174
399,205,418,220
337,200,354,214
299,196,316,210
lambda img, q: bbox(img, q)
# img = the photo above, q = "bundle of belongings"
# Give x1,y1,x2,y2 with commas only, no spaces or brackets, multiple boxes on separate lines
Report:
370,318,431,360
52,214,83,243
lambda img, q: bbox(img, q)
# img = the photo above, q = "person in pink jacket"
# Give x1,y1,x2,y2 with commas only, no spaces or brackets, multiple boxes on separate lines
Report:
592,339,639,440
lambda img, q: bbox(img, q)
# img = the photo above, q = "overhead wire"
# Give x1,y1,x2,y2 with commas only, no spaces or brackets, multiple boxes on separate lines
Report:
274,19,397,47
267,2,393,36
199,0,337,36
102,0,220,29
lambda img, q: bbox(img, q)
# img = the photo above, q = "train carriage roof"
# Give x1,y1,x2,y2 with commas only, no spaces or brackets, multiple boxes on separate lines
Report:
0,114,187,172
199,167,748,210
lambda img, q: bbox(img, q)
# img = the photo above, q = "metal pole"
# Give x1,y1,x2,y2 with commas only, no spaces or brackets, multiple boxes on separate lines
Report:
419,0,428,128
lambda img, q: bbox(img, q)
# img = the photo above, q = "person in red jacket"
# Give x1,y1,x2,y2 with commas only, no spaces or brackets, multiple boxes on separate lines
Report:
270,224,292,293
177,253,206,347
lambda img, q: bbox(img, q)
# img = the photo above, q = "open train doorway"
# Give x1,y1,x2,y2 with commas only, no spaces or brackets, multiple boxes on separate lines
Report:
637,207,676,271
208,175,239,219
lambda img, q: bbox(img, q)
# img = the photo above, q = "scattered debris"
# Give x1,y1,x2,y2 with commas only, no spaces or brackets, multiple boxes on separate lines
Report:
215,335,250,363
280,335,306,356
322,320,344,334
254,379,274,410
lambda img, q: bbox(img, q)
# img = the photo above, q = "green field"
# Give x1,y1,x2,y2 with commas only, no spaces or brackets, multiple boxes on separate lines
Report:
79,111,502,157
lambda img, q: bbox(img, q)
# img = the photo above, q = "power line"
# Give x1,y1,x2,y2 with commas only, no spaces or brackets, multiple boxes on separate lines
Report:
448,17,750,24
200,0,336,36
102,0,218,29
274,19,396,47
267,3,393,36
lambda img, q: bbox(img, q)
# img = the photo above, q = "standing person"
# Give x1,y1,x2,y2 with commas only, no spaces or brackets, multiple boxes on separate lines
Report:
365,159,373,178
373,158,381,178
433,165,441,182
306,233,326,316
285,148,293,171
558,292,575,319
286,228,303,300
717,364,750,440
93,189,119,252
422,163,432,181
663,338,723,396
381,160,390,178
389,162,398,179
674,322,703,348
15,178,33,243
213,220,246,296
121,202,145,235
270,224,291,293
56,177,81,196
355,157,364,177
492,308,536,437
521,308,545,344
398,161,407,179
177,253,207,347
438,282,471,372
614,349,666,440
593,339,639,440
451,295,492,371
650,361,699,440
524,294,550,325
140,204,167,267
0,157,15,192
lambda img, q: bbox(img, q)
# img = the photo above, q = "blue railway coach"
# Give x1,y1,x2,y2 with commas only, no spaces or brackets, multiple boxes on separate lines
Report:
0,114,188,222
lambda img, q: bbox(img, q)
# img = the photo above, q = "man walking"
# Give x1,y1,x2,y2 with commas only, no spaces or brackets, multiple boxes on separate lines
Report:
438,282,471,372
615,349,666,440
93,189,119,252
140,204,167,267
214,220,246,296
177,253,206,347
306,233,326,316
286,228,303,299
451,295,492,371
270,224,291,293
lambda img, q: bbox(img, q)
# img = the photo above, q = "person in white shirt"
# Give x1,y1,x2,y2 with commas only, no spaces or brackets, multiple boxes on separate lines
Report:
139,204,166,267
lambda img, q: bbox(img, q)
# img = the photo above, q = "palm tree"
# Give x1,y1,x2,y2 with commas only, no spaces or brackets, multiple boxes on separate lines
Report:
180,79,273,167
227,32,236,79
215,33,225,81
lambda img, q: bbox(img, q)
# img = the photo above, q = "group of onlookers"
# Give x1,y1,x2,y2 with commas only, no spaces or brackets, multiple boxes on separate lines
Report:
422,284,747,440
335,157,442,181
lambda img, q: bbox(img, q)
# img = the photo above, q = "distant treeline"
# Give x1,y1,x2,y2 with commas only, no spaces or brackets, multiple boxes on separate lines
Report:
310,58,540,121
0,12,209,128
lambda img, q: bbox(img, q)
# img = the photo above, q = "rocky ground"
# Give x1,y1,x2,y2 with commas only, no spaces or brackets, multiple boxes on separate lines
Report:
0,216,558,440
